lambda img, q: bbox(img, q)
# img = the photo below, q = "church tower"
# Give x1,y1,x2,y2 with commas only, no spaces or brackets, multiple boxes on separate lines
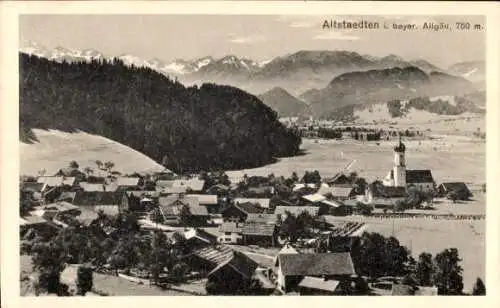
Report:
393,136,406,187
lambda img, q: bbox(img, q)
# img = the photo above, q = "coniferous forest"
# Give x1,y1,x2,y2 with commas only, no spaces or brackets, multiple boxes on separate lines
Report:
19,53,302,173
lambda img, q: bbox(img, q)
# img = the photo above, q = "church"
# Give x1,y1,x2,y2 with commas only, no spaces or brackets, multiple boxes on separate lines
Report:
382,137,436,193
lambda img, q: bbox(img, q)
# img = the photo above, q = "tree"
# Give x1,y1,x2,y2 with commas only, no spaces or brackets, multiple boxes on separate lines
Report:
69,161,79,169
406,187,423,208
290,172,299,184
83,167,93,177
393,200,408,213
472,277,486,295
447,191,459,204
95,160,103,170
76,265,93,295
38,168,47,177
104,161,115,174
279,211,297,242
179,204,191,225
416,252,434,287
171,262,188,283
31,242,66,294
433,248,464,295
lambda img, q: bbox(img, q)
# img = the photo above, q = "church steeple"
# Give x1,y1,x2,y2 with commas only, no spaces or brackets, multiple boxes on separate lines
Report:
394,135,406,153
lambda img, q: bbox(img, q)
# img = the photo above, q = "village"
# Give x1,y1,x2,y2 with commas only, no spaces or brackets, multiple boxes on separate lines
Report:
19,138,485,296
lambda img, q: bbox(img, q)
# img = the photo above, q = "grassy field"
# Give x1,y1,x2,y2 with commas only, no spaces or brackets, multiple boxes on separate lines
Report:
227,135,485,185
324,215,484,293
20,129,166,176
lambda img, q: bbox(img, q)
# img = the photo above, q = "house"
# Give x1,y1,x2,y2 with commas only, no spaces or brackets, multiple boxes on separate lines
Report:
241,219,278,247
222,202,264,222
437,182,473,200
68,191,132,215
273,244,299,266
323,173,351,186
274,206,319,218
20,216,59,240
37,176,76,189
206,250,259,295
234,198,270,209
329,186,357,201
301,193,327,205
115,177,142,191
275,252,356,294
292,183,317,192
183,245,235,274
78,182,105,192
218,222,244,244
298,276,341,295
158,194,209,226
406,170,435,192
172,179,205,192
187,194,220,213
365,184,406,208
319,199,354,216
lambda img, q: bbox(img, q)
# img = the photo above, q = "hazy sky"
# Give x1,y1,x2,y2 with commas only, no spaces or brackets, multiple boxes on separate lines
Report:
19,15,485,67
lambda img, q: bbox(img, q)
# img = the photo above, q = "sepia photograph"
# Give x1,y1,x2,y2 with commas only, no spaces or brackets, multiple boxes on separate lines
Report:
1,1,498,301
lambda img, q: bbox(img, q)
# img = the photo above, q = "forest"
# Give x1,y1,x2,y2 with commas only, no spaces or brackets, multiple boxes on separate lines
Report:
19,53,301,173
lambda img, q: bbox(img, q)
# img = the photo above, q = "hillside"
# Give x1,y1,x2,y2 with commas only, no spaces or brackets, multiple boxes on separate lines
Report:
257,87,311,117
21,129,167,176
20,53,301,173
447,61,485,88
301,67,477,119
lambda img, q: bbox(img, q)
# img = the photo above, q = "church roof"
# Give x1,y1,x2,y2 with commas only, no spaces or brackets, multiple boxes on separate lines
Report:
406,170,434,184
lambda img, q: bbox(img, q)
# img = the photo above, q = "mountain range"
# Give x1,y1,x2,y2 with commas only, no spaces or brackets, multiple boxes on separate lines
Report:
20,41,484,119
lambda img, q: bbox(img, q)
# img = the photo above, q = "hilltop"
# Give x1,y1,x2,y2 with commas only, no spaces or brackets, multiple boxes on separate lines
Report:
257,87,311,117
20,53,301,173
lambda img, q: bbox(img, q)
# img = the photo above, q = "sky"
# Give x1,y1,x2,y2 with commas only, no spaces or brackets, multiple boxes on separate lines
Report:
19,15,486,67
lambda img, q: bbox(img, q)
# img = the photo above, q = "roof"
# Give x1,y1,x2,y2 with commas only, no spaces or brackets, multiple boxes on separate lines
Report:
246,213,278,224
158,195,200,207
43,201,80,212
172,179,205,192
321,199,345,208
116,177,141,187
277,252,356,276
75,209,100,226
298,276,340,292
323,173,351,185
247,186,275,195
207,251,258,280
406,170,434,184
293,183,317,192
126,191,161,198
242,222,276,236
20,215,48,226
162,187,188,194
330,186,355,198
219,222,244,233
438,182,471,193
302,194,327,203
274,206,319,217
79,182,105,192
191,245,235,265
208,184,230,191
187,194,218,205
158,196,208,217
56,192,77,202
234,198,270,209
372,186,406,198
21,182,44,192
234,202,265,214
155,180,175,190
37,176,76,187
72,191,126,206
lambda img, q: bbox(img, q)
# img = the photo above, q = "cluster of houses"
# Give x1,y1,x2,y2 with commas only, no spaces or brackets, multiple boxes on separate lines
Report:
20,139,473,295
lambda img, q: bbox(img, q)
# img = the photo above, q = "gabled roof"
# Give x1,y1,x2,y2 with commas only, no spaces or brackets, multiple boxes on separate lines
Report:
234,198,270,209
161,187,188,194
207,251,259,281
116,177,141,187
79,182,105,192
187,194,218,205
438,182,471,193
56,192,77,202
155,180,175,190
321,199,345,208
406,170,434,184
323,173,351,185
233,202,265,214
37,176,76,187
184,228,217,243
275,206,319,217
302,194,327,203
330,186,356,198
298,276,340,292
126,191,161,198
190,245,235,265
277,252,355,276
242,222,276,236
43,201,80,212
72,191,126,206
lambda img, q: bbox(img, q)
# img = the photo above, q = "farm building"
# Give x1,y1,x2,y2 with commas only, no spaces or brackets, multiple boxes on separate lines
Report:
275,252,356,294
37,176,76,189
234,198,270,209
67,191,136,215
437,182,473,200
115,177,142,191
187,194,220,213
222,202,264,222
241,219,278,247
218,222,244,244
